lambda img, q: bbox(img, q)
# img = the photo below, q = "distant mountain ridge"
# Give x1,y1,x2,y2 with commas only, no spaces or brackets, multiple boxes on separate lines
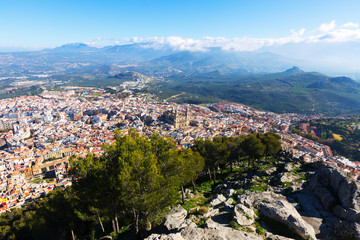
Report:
150,66,360,115
0,42,296,77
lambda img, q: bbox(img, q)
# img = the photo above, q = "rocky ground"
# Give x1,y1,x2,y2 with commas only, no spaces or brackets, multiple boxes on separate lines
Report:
145,155,360,240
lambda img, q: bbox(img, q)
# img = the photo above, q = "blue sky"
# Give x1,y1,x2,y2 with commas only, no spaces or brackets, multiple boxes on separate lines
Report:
1,0,360,50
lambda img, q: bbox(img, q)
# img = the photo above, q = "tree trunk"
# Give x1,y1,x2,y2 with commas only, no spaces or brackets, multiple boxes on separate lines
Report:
115,215,120,234
208,168,212,182
112,218,116,233
191,177,196,193
252,158,256,170
146,220,152,231
134,209,139,235
98,213,105,233
213,168,216,185
181,184,185,204
230,161,233,173
70,226,76,240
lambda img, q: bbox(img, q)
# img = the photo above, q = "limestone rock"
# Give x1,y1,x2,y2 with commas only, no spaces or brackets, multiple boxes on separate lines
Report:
334,220,360,240
204,218,221,229
311,185,337,211
265,166,277,175
145,233,183,240
234,203,255,226
279,172,298,183
284,162,299,172
209,194,226,207
203,207,220,218
225,189,235,198
164,205,188,231
310,165,360,212
180,224,263,240
254,194,316,240
333,205,360,222
224,198,234,208
266,233,296,240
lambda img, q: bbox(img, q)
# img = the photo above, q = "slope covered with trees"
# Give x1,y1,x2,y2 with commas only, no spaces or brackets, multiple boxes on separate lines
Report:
0,130,281,239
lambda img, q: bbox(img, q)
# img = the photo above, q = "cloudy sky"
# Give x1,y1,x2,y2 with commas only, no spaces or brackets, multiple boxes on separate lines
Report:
1,0,360,51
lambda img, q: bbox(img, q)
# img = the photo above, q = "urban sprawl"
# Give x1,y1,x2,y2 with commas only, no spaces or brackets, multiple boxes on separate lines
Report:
0,88,359,213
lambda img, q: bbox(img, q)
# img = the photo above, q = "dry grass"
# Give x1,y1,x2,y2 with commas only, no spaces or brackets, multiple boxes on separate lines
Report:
332,133,343,141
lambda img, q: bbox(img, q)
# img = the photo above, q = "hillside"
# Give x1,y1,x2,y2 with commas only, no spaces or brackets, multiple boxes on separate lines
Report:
148,67,360,115
111,71,152,82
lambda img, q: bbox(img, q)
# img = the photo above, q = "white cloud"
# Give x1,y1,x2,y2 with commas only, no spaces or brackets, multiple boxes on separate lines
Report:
341,22,359,29
317,20,336,33
78,20,360,52
291,28,306,37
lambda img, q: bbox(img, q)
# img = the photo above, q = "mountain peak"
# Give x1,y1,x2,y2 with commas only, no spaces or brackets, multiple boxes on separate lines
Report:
284,66,304,74
49,43,96,52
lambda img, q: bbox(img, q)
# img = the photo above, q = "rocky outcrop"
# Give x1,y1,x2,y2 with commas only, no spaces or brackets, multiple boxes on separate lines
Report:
310,165,360,212
309,164,360,239
234,203,255,226
164,205,188,231
145,224,262,240
253,193,316,240
209,194,226,207
284,162,301,172
334,220,360,239
149,161,360,240
279,172,299,183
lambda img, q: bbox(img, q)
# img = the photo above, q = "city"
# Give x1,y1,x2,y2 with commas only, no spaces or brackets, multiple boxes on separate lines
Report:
0,87,358,214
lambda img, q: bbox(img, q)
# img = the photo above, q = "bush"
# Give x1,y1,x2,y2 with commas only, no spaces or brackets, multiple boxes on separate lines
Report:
255,221,265,235
197,217,208,228
229,220,240,230
198,206,209,215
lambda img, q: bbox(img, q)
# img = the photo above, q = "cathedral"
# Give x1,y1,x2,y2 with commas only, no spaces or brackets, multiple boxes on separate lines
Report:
162,108,190,129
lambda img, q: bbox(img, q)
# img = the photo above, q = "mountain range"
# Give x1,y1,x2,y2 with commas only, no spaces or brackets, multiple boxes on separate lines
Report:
0,43,298,77
1,42,360,115
148,66,360,115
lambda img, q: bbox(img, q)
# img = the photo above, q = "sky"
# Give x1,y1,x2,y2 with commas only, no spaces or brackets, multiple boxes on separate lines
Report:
1,0,360,50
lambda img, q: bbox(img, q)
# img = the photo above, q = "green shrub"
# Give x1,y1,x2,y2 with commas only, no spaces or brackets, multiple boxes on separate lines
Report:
198,206,209,215
197,217,208,228
229,220,240,230
255,221,265,235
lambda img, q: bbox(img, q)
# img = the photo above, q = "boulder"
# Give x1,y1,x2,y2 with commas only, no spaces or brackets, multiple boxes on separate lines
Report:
203,207,220,218
225,189,235,198
164,205,188,231
284,163,299,172
333,205,360,222
204,218,221,229
310,165,360,212
209,194,226,207
237,194,254,209
234,203,255,226
266,233,296,240
224,198,234,208
329,169,345,192
334,220,360,240
311,185,337,211
178,219,197,230
145,233,183,240
180,224,263,240
265,166,277,175
279,172,299,183
254,194,316,240
338,178,360,211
